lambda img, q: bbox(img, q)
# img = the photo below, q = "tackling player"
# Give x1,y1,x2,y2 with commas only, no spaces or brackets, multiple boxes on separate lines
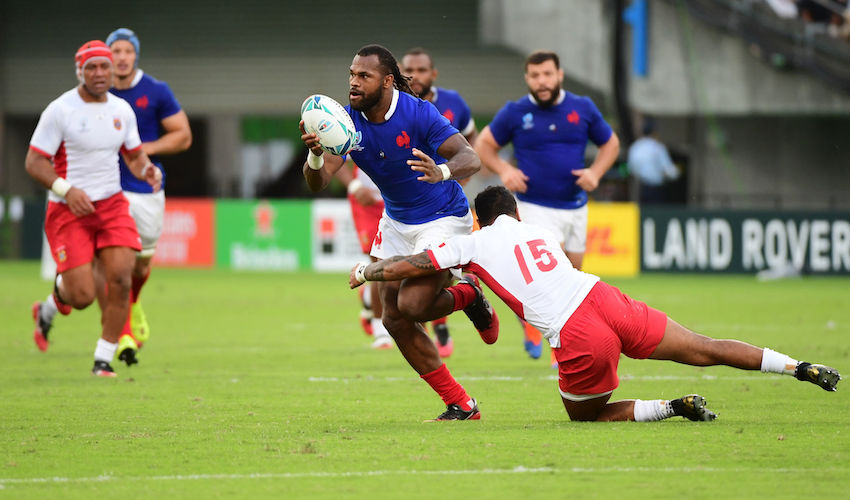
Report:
105,27,192,363
301,44,497,421
400,47,478,357
475,50,620,362
29,41,162,376
350,186,842,422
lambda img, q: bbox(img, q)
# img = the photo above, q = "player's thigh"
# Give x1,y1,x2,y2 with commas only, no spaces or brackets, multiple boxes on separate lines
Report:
648,317,715,363
61,262,96,302
561,393,613,421
562,205,588,254
96,246,136,287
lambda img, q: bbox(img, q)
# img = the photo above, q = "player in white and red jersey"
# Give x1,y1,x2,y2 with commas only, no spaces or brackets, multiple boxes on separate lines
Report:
350,186,841,422
27,40,162,377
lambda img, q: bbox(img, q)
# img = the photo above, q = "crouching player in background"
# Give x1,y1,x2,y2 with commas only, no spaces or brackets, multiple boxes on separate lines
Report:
350,186,841,421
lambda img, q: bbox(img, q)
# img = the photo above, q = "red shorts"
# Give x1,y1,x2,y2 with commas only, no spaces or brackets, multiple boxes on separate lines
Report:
554,281,667,399
348,194,384,254
45,192,142,273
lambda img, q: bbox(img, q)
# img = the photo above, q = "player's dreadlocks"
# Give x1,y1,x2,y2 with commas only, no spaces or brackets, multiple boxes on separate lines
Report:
356,44,416,96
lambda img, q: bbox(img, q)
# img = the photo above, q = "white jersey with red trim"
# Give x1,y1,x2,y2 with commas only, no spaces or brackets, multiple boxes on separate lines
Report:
427,214,599,347
29,88,142,203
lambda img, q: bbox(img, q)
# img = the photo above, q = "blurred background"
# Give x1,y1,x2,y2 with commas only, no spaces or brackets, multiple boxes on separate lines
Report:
1,0,848,276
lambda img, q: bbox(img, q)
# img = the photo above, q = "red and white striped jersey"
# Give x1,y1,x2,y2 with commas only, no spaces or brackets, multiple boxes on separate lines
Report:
427,214,599,347
29,88,142,203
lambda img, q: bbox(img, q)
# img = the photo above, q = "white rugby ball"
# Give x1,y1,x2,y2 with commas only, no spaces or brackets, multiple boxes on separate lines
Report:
300,94,357,156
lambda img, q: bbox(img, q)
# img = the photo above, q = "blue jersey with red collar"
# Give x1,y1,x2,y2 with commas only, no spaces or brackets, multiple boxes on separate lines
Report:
488,90,612,209
431,87,473,136
109,70,182,193
345,90,468,225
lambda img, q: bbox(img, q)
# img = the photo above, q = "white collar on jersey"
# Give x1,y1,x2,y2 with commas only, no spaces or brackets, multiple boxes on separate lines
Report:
361,88,399,122
428,87,438,103
527,88,565,107
113,69,144,90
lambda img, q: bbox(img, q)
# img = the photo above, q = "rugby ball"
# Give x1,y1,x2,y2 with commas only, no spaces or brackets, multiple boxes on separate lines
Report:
300,94,357,156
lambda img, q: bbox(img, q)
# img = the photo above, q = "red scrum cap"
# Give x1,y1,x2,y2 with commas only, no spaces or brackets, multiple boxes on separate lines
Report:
75,40,113,71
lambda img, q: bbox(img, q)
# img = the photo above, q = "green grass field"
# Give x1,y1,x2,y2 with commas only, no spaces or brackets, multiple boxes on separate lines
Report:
1,261,848,498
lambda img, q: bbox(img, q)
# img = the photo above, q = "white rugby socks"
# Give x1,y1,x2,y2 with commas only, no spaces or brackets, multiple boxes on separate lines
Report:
633,399,675,422
94,339,118,363
760,347,798,376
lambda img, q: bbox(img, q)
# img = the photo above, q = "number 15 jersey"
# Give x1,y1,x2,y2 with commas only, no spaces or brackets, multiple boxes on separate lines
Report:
427,214,599,347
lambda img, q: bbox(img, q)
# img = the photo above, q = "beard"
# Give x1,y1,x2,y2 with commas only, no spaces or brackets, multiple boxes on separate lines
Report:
413,83,432,99
529,84,560,108
349,87,383,111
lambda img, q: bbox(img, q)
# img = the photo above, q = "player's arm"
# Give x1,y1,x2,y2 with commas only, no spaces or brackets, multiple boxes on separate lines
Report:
300,120,345,191
143,110,192,156
349,252,438,288
409,133,480,183
123,147,162,191
333,159,380,205
572,132,620,192
474,126,528,193
25,148,95,216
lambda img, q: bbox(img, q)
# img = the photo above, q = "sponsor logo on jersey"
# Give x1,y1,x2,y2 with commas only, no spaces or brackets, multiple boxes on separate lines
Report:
113,118,122,130
522,113,534,130
567,110,580,124
135,95,149,110
396,130,411,149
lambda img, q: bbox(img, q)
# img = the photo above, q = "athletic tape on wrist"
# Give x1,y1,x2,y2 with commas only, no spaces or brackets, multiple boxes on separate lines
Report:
347,178,364,195
354,262,368,283
50,178,72,198
307,151,324,170
438,163,451,181
141,163,154,177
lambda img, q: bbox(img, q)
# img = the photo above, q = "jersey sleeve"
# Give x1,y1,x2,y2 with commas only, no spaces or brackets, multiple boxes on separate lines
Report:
585,97,613,145
155,81,182,121
426,233,477,271
122,102,143,152
455,96,475,137
29,102,63,157
422,100,458,152
487,102,514,146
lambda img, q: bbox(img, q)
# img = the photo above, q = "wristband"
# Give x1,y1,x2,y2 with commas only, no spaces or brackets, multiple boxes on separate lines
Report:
354,262,368,283
307,151,324,170
347,178,364,195
141,163,154,177
50,177,72,198
437,163,451,181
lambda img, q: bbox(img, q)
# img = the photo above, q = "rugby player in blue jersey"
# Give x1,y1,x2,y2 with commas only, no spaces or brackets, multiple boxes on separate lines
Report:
300,44,497,421
107,28,192,364
399,47,478,358
476,50,620,362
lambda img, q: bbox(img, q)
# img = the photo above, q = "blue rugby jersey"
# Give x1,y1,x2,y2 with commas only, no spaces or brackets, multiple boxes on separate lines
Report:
345,89,469,224
431,87,474,137
488,90,612,209
109,70,182,193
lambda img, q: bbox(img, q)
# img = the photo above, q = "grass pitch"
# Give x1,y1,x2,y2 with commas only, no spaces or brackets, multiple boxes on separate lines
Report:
1,261,848,498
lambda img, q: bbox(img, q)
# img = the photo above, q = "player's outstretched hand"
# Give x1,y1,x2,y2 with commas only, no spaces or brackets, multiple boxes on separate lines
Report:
65,187,95,217
501,167,529,193
572,168,600,192
299,120,324,157
408,148,442,183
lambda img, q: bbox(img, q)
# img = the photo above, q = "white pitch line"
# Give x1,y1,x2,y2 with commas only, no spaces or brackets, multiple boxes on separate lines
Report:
308,374,783,383
1,465,838,487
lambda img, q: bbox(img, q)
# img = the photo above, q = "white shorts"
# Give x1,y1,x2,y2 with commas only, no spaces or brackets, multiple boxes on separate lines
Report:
516,200,588,253
124,190,165,258
371,211,473,272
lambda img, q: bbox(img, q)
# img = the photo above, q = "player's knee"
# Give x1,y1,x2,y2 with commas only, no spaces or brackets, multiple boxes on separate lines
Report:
66,286,95,309
106,273,132,298
396,293,429,321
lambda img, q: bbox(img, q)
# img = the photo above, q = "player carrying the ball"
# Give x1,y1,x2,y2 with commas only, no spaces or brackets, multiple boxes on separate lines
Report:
300,44,496,421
